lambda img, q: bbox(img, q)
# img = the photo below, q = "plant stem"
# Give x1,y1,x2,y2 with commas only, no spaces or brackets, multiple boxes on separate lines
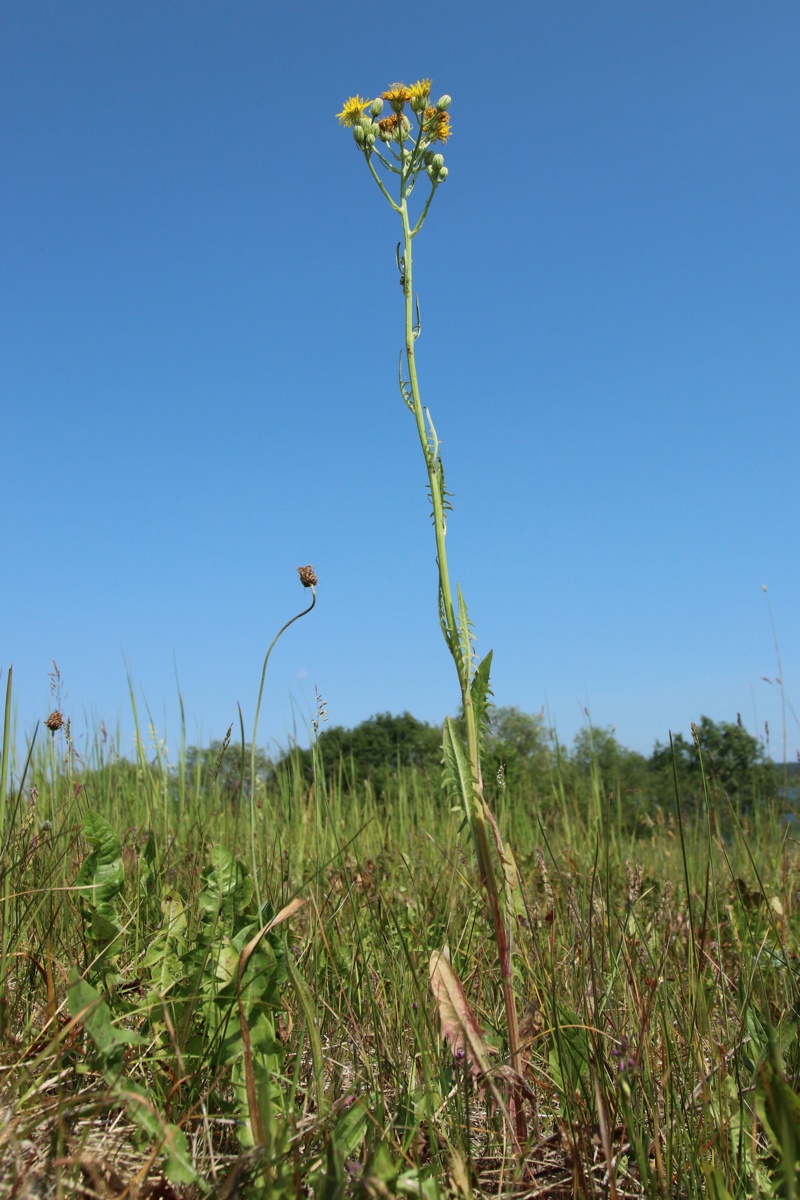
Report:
398,171,525,1139
250,588,317,909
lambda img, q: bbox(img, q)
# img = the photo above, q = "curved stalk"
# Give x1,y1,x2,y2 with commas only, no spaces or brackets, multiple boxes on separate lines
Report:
249,585,317,909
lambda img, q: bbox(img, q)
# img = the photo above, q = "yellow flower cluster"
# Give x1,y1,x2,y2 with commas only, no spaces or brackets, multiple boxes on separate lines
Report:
382,83,412,111
423,107,452,144
336,80,450,141
409,79,432,105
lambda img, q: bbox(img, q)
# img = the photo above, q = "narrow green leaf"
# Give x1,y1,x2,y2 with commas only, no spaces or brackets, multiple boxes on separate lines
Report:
456,586,474,688
441,717,478,822
470,649,494,748
287,954,328,1117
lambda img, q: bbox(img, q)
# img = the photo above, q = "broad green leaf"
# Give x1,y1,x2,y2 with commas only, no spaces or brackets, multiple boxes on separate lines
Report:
68,970,144,1067
116,1080,201,1186
331,1100,369,1160
199,846,254,928
76,810,124,910
79,809,122,866
142,896,188,997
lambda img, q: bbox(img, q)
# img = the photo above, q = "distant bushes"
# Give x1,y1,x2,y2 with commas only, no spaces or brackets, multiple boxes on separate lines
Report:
275,711,443,797
267,706,778,818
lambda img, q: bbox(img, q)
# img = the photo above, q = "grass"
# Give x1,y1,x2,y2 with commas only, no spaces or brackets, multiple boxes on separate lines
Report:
2,78,796,1200
1,691,800,1199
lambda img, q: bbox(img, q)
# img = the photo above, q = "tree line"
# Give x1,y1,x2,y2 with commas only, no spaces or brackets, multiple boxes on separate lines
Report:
184,707,781,814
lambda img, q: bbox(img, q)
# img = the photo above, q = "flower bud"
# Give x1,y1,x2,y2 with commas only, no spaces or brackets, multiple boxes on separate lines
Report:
424,150,435,166
410,94,426,113
370,97,384,117
353,124,366,145
435,95,451,111
432,153,444,170
365,132,375,147
437,166,448,181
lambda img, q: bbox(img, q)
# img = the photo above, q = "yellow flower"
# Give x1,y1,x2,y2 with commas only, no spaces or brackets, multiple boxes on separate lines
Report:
382,83,413,112
336,95,372,126
410,78,432,104
423,107,452,143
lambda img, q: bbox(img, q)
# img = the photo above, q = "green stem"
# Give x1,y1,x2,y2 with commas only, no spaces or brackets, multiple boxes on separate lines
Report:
399,200,458,661
366,153,401,211
397,166,525,1133
411,182,437,237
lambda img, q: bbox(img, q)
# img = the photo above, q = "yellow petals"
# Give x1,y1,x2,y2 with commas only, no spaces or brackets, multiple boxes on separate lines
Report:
336,95,371,126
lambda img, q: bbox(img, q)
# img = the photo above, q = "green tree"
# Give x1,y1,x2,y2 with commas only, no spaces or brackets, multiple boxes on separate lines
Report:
650,716,775,805
483,706,554,795
184,740,272,805
276,712,443,797
572,725,651,805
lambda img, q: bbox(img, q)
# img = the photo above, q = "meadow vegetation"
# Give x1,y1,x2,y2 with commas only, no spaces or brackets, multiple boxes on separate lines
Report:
1,677,799,1198
3,76,798,1200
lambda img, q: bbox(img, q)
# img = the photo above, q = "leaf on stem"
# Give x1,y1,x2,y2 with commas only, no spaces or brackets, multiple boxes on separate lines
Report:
429,947,494,1084
470,649,494,750
441,717,478,822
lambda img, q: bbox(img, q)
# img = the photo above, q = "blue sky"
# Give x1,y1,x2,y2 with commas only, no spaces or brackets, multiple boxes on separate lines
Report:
3,2,798,763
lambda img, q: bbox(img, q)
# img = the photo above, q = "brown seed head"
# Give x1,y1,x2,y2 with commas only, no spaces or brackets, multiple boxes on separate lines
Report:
297,565,318,588
45,710,64,733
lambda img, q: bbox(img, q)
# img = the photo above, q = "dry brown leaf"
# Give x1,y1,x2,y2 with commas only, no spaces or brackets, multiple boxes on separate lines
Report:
428,946,493,1083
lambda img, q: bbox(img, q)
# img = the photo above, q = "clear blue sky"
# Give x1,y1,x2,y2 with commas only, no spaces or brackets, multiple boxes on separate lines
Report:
3,2,798,763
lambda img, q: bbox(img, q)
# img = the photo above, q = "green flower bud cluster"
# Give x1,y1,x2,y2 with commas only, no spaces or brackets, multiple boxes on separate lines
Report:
424,150,448,185
353,114,379,151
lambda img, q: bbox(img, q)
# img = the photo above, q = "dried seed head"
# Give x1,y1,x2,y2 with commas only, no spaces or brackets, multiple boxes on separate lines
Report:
45,710,64,733
625,859,643,907
297,565,318,588
377,114,398,141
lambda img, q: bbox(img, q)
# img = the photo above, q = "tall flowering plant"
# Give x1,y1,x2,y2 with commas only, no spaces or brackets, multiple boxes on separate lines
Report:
337,81,529,1143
